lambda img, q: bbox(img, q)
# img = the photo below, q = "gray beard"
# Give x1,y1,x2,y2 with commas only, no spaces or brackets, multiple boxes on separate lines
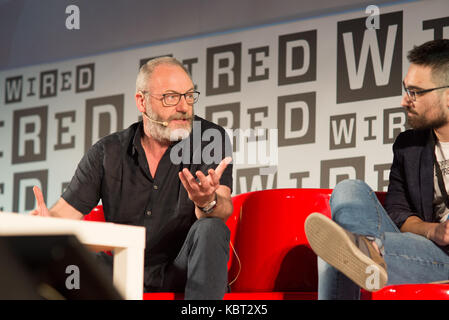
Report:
146,108,193,143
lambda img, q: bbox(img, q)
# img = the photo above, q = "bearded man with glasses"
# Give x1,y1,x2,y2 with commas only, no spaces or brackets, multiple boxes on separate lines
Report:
305,39,449,299
31,57,234,300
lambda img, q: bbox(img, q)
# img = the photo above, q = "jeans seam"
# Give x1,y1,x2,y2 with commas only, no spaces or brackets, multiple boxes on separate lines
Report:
367,190,383,239
372,191,382,238
385,252,449,267
368,190,400,234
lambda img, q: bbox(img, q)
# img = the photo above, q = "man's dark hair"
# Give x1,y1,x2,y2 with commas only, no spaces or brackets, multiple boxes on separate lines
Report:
407,39,449,85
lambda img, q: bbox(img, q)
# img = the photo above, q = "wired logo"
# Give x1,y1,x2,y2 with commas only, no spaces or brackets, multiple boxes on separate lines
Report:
337,11,403,103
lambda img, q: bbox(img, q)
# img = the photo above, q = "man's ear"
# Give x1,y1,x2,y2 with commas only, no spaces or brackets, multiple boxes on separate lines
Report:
135,91,146,113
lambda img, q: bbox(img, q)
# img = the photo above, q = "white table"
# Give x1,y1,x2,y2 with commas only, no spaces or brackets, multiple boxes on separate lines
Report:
0,212,145,300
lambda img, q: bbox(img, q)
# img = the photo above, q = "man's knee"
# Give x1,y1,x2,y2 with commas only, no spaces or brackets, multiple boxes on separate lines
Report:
190,217,230,243
330,179,379,229
332,179,371,198
331,179,373,213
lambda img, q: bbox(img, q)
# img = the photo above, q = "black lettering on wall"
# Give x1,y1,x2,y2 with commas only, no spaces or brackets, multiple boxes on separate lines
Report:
13,170,48,213
278,30,317,86
5,76,23,104
206,43,242,96
85,94,124,152
423,16,449,40
12,106,48,164
337,11,403,103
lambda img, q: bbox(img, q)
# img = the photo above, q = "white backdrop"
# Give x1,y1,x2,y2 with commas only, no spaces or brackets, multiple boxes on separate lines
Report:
1,0,449,213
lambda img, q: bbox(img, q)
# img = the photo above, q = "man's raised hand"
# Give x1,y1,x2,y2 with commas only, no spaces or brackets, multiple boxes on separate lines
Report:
29,186,50,217
178,156,232,208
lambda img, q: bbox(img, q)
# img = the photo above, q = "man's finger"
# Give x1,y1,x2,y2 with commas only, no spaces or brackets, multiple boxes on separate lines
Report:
179,171,196,194
33,186,45,208
182,168,201,189
178,172,193,193
195,171,209,189
208,169,220,187
214,156,232,179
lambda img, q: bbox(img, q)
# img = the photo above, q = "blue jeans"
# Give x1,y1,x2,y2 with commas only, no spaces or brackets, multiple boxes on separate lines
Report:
318,179,449,300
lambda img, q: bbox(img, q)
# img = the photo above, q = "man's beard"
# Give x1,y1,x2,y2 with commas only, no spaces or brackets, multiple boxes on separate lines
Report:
145,107,193,143
406,104,448,131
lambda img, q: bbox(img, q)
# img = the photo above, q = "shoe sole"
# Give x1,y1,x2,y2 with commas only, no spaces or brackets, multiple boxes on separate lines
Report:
305,213,388,292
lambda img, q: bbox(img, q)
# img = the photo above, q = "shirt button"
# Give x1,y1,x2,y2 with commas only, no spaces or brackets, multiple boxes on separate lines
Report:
146,210,152,216
153,185,158,190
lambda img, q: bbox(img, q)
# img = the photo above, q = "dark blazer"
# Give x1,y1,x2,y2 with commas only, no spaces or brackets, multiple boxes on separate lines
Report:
385,129,437,228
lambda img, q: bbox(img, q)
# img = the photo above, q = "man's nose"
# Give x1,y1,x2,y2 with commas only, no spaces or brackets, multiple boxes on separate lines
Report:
175,95,190,112
400,92,412,108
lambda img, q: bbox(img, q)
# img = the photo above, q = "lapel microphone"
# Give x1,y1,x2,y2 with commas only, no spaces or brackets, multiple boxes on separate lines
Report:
142,111,169,127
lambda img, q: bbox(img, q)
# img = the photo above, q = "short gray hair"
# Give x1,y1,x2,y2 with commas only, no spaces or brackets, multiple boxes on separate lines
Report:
135,56,191,93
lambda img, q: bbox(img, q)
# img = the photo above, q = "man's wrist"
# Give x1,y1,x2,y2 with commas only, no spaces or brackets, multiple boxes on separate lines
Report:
195,192,217,207
426,228,432,240
196,192,218,214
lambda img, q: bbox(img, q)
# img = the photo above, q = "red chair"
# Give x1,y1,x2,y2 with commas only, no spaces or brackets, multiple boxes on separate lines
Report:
85,189,449,300
362,283,449,300
224,188,332,299
83,205,105,222
85,189,331,299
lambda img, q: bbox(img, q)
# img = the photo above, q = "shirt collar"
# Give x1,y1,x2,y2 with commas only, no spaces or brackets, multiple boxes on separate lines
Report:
131,121,144,157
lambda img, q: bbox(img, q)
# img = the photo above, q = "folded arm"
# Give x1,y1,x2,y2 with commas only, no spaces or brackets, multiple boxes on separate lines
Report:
401,216,449,246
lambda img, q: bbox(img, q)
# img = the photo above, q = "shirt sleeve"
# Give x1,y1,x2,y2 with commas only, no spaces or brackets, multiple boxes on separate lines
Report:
61,141,104,214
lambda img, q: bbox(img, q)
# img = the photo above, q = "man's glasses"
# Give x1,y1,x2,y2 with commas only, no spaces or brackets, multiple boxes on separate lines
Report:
141,90,200,106
403,81,449,102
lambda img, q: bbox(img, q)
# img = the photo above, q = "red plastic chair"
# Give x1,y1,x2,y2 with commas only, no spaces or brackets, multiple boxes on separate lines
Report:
85,189,449,300
362,283,449,300
83,205,105,222
224,188,332,299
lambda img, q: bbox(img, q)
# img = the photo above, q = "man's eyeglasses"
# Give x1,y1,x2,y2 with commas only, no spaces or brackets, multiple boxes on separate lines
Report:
141,90,200,106
403,81,449,102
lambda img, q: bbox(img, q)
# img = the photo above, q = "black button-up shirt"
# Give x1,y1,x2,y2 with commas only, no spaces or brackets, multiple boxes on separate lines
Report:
62,116,233,288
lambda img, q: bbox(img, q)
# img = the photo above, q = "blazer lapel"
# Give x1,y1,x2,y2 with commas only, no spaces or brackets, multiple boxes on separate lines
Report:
419,130,435,222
